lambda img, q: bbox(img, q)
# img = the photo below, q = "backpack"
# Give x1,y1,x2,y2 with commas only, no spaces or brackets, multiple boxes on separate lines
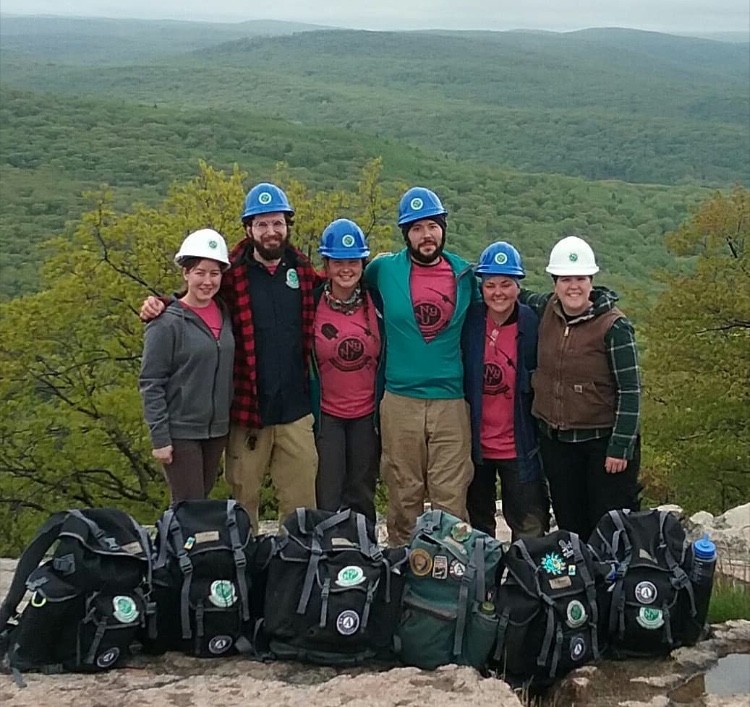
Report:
0,508,153,679
263,508,408,666
492,530,604,688
588,509,705,657
146,499,263,658
397,510,504,671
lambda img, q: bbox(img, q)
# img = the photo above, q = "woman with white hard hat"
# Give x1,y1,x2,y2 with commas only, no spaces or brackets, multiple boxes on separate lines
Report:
139,229,235,504
520,235,642,540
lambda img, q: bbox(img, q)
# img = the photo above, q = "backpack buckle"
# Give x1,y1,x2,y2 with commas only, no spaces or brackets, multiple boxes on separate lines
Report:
178,554,193,574
233,549,247,569
52,554,76,576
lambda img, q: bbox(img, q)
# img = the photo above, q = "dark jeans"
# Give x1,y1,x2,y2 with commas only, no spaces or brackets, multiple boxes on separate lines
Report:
466,458,550,542
315,412,380,522
163,436,227,505
540,433,642,541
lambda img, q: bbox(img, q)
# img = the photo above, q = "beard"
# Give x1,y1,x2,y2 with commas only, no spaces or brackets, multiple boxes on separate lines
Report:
407,235,445,265
253,234,289,261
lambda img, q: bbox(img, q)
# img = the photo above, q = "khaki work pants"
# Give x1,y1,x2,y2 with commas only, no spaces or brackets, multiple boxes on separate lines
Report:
225,414,318,532
380,392,474,546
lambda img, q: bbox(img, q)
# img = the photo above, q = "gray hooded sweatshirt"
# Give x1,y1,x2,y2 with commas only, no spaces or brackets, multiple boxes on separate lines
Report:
139,298,235,448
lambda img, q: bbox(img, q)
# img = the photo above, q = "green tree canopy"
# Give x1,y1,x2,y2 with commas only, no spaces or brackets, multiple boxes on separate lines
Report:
642,186,750,514
0,160,395,554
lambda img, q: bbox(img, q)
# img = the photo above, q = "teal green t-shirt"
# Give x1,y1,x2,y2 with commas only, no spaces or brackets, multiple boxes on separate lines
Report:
365,249,477,399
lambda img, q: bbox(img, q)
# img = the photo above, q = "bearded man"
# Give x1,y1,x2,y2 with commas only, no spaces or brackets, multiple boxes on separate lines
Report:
140,183,319,529
364,187,478,545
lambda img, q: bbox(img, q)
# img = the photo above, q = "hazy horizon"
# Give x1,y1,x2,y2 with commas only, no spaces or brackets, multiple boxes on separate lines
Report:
1,0,749,35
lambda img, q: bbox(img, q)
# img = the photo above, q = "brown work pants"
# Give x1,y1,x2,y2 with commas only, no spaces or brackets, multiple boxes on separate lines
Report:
225,414,318,533
380,392,474,546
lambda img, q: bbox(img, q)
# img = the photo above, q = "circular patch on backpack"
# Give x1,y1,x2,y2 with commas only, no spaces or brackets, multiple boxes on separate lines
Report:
336,566,366,588
410,197,424,211
450,522,473,542
209,580,237,608
208,635,234,655
566,599,588,628
570,635,586,662
409,548,433,577
96,647,120,669
634,580,658,605
336,610,361,636
636,606,665,630
258,191,272,205
449,559,466,579
112,595,139,624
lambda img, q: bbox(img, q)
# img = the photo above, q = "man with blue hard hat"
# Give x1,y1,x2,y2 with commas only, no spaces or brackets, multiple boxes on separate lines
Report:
141,182,320,530
462,241,549,541
365,187,477,546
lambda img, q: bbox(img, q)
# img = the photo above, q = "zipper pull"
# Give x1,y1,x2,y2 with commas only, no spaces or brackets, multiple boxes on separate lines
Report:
564,326,570,338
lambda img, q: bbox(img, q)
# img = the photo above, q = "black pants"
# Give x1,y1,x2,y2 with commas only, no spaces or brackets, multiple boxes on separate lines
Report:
315,412,380,522
163,436,227,505
540,433,642,541
466,458,550,542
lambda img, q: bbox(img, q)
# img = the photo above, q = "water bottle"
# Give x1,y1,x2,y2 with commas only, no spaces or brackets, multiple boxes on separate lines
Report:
689,533,716,638
691,533,717,585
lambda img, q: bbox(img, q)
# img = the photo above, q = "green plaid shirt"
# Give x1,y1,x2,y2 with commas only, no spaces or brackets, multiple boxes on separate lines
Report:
520,289,641,459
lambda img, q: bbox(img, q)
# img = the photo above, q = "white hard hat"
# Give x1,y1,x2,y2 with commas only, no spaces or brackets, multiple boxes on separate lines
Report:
546,236,599,276
174,229,230,269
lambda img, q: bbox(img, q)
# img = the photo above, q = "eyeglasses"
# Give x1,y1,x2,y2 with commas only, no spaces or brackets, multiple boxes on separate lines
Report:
251,219,286,232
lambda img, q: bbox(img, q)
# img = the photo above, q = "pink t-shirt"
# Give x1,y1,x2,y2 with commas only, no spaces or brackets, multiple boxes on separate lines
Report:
480,316,518,459
409,258,456,342
181,299,222,339
314,293,381,419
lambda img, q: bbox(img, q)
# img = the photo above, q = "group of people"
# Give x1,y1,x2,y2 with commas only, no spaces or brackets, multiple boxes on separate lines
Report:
138,183,642,546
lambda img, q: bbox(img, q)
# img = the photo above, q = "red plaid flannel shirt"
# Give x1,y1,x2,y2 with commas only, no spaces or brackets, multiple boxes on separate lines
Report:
221,238,321,429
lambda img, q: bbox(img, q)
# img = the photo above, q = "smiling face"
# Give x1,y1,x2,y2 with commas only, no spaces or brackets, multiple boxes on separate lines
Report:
554,275,593,316
325,258,364,295
246,211,289,262
406,219,444,264
182,259,224,305
482,275,520,320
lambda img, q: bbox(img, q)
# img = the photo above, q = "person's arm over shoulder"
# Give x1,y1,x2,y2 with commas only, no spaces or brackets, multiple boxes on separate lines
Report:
605,317,641,459
518,288,553,318
139,317,176,450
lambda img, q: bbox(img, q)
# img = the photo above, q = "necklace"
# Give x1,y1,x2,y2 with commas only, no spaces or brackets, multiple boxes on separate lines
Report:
323,281,363,315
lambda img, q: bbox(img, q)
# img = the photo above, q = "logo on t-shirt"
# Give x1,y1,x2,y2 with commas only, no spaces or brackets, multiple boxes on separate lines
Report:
484,363,511,397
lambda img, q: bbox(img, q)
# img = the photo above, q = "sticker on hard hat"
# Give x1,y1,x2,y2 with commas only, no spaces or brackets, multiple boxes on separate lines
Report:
410,197,424,210
208,240,218,249
494,252,508,265
342,234,356,247
569,252,578,262
258,191,272,204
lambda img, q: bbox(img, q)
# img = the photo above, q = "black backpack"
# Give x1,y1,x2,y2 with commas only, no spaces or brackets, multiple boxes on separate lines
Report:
0,508,153,679
588,509,706,656
492,530,605,688
146,499,264,658
263,508,408,666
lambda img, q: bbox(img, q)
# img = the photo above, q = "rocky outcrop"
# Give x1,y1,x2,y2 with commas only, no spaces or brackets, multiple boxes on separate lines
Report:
0,658,522,707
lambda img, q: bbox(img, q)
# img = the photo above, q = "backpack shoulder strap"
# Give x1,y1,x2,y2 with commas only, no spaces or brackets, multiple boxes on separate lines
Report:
0,511,69,629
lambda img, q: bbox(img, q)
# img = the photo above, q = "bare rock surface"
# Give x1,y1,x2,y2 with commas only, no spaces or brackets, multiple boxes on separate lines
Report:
0,658,521,707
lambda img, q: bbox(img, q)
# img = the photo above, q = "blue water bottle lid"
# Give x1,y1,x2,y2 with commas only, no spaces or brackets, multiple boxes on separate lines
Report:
694,533,716,560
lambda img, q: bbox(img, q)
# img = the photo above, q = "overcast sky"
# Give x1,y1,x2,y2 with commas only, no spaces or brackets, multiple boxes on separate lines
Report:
2,0,749,33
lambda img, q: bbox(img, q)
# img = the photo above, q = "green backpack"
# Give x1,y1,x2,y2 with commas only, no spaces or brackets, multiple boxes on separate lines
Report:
398,510,504,671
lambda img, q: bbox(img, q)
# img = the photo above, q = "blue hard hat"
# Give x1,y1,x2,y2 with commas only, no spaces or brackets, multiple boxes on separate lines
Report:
318,219,370,259
475,241,526,279
241,182,294,220
397,187,448,226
